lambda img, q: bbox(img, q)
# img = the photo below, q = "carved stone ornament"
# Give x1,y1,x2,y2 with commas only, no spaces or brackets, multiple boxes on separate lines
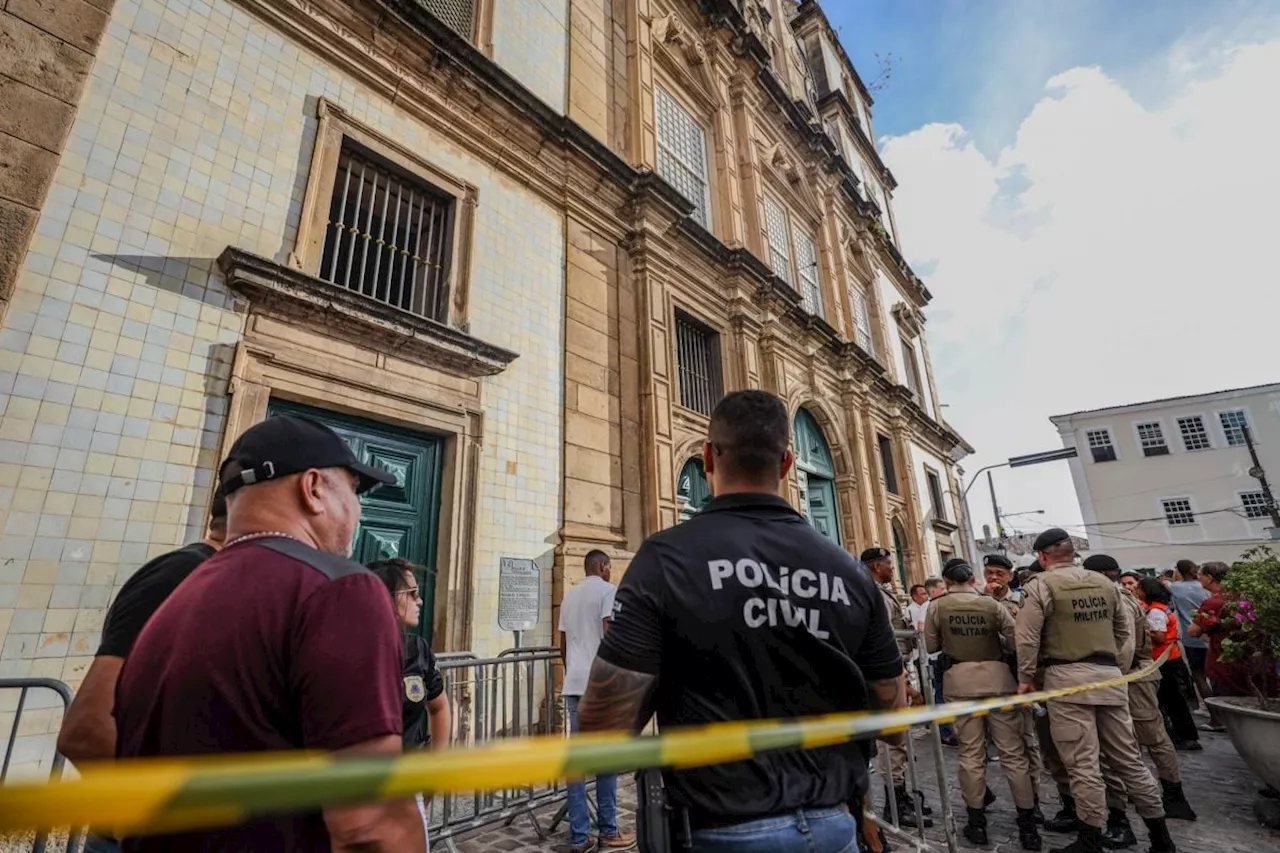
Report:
652,12,706,66
762,142,801,183
892,302,926,337
217,247,518,378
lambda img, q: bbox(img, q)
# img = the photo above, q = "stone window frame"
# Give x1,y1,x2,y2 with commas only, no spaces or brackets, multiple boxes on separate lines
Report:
290,98,479,332
671,306,724,419
760,191,824,317
654,84,715,231
650,37,724,239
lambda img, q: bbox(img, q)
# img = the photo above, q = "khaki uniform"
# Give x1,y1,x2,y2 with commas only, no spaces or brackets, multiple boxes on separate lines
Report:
925,587,1035,809
1104,585,1180,810
877,583,912,787
1015,564,1165,828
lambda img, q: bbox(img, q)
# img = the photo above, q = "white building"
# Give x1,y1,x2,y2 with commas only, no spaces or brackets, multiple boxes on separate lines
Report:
1050,383,1280,570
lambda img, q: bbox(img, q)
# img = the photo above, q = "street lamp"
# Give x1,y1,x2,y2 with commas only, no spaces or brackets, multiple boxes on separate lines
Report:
957,447,1078,563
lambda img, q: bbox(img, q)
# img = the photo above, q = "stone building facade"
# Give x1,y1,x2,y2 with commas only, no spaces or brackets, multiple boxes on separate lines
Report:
0,0,968,776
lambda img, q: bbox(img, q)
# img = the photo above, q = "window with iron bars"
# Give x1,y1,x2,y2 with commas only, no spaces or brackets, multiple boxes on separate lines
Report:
674,310,723,417
319,143,454,323
1241,491,1271,519
417,0,477,39
1219,409,1250,447
656,87,712,229
1161,498,1196,526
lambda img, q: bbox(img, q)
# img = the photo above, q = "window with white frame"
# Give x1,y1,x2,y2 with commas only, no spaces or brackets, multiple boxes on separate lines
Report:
1219,409,1250,447
1177,416,1212,451
1086,429,1117,463
1241,490,1270,519
763,195,792,285
849,285,874,354
793,226,823,316
655,87,712,229
1135,422,1169,457
1161,498,1196,526
762,194,823,318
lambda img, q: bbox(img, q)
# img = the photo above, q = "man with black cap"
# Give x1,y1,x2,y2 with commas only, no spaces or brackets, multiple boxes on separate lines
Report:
926,558,1041,850
1016,530,1174,853
983,553,1022,615
1082,554,1195,847
862,546,934,828
113,415,425,852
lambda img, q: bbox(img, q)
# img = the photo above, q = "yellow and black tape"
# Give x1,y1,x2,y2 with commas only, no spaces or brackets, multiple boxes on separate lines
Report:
0,651,1167,836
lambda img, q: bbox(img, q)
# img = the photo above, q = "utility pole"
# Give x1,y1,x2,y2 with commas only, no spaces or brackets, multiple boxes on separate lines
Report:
988,470,1006,548
1242,424,1280,530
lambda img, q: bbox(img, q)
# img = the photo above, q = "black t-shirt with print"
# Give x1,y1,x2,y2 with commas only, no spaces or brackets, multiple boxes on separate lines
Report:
402,634,446,748
596,493,903,824
98,542,217,658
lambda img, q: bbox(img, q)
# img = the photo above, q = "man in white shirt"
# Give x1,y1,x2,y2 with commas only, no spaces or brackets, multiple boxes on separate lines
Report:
559,550,634,853
907,584,930,630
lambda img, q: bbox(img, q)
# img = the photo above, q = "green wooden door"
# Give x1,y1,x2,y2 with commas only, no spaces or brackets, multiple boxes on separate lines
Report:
677,458,711,521
794,409,842,545
265,399,444,640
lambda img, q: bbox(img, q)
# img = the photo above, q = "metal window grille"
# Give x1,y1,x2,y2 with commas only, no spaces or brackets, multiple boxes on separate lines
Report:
878,434,898,494
1087,429,1116,462
656,87,711,229
1178,416,1212,451
793,227,823,316
1241,491,1270,519
674,311,722,417
763,195,792,284
1162,498,1196,526
320,144,453,322
1220,410,1249,446
415,0,477,39
1136,422,1169,457
927,471,947,520
850,287,874,354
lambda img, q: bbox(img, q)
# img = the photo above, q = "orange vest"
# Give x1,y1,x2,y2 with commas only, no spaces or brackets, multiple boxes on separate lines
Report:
1149,601,1182,661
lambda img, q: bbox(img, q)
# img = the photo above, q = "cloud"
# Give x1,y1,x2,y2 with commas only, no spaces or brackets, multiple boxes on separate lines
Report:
882,38,1280,539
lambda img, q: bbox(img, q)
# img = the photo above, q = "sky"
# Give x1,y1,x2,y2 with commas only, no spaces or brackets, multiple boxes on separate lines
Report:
825,0,1280,543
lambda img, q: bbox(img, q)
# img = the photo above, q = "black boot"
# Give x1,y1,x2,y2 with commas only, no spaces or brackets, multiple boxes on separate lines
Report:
1101,809,1136,848
985,786,998,807
889,785,933,827
963,807,989,845
1159,779,1196,821
914,789,934,815
1017,807,1044,851
1032,796,1046,824
1046,794,1081,833
1049,825,1104,853
1142,817,1176,853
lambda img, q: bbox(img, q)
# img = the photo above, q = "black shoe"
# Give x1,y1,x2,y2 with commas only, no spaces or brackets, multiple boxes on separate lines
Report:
985,787,998,807
1050,825,1104,853
941,734,960,747
1159,779,1196,822
964,807,989,845
1142,817,1176,853
1101,809,1136,849
1172,740,1202,752
914,790,934,816
890,785,933,828
1017,807,1044,851
1032,798,1046,825
1046,795,1081,834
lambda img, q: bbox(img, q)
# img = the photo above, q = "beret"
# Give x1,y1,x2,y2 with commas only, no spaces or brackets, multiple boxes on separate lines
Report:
982,554,1013,570
1083,554,1120,574
1032,528,1071,552
860,547,891,563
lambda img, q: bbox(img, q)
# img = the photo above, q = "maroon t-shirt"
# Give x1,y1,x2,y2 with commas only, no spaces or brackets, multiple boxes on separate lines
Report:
115,537,404,851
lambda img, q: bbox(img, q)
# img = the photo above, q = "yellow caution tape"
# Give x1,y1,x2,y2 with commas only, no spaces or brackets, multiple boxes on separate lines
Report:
0,650,1168,836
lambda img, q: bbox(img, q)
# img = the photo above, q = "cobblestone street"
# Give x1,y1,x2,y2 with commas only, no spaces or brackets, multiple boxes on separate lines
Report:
446,726,1277,852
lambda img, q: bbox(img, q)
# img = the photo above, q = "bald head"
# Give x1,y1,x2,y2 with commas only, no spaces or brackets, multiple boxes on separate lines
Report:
223,465,362,557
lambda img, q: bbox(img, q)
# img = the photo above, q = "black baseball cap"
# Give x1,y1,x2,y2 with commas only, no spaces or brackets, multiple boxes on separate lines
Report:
860,547,891,563
218,415,397,497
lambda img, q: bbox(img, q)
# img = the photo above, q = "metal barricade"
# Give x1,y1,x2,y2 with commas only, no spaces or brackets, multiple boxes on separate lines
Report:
0,678,83,853
428,647,567,848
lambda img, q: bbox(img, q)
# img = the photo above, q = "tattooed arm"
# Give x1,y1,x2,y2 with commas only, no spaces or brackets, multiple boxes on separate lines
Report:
577,658,658,733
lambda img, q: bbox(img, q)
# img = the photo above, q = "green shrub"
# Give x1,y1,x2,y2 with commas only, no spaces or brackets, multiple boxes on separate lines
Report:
1218,546,1280,709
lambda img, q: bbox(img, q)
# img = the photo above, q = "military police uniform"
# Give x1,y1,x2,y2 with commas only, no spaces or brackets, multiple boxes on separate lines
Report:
925,562,1041,850
1015,530,1174,853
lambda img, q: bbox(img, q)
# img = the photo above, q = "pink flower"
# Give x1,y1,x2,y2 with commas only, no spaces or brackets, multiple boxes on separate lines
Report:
1238,599,1253,610
1235,613,1247,624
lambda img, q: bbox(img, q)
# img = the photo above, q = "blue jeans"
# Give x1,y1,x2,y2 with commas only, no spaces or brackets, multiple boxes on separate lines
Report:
931,661,955,739
690,806,859,853
566,696,617,846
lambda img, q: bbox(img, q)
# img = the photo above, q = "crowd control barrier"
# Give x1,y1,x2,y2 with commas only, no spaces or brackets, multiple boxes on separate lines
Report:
0,678,83,853
0,646,1171,846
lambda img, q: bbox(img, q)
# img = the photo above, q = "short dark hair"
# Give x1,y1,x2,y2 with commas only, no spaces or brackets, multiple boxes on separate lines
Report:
924,578,945,592
584,549,610,573
1200,561,1230,583
1174,559,1198,581
909,584,926,596
1139,576,1172,605
366,557,417,601
708,390,790,483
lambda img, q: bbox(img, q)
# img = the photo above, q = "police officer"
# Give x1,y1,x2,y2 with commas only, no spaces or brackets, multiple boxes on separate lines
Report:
1015,529,1175,853
1081,555,1196,848
926,560,1042,850
861,546,933,829
578,390,908,853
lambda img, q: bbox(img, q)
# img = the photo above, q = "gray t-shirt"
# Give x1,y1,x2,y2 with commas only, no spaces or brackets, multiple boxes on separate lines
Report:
558,574,617,696
1169,580,1209,650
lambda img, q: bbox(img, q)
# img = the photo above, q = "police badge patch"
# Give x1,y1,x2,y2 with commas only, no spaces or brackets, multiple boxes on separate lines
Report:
404,675,426,703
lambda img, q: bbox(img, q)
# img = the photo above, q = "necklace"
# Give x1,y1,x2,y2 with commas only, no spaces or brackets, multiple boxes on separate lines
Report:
224,531,298,549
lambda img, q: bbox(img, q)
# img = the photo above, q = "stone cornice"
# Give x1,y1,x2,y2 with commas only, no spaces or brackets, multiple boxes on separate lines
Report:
217,247,519,378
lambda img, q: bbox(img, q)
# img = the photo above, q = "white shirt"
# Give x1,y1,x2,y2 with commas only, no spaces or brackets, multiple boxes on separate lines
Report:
558,574,617,697
907,601,929,630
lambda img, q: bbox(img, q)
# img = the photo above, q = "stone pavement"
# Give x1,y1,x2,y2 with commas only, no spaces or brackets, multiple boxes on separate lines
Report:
444,726,1278,852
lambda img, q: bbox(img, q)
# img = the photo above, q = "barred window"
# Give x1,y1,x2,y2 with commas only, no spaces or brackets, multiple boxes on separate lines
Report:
850,287,874,354
418,0,477,39
1161,498,1196,526
793,227,823,316
656,87,711,229
1178,416,1212,451
1136,422,1169,457
320,143,454,322
674,310,722,417
1086,429,1117,463
763,195,792,284
1241,491,1270,519
1219,409,1249,446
